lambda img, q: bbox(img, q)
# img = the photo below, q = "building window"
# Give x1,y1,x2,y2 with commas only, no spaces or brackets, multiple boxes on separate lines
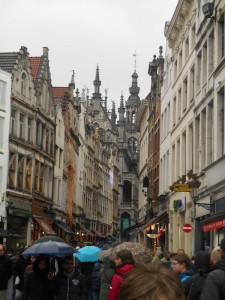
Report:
183,77,187,112
202,41,207,85
207,100,214,165
34,161,39,191
217,87,224,158
17,155,24,189
0,80,6,110
208,30,214,75
8,153,16,187
185,37,189,61
46,130,50,153
173,96,177,126
189,64,195,103
0,117,4,153
27,117,32,143
50,132,54,155
11,108,16,136
40,164,45,193
218,14,225,61
191,23,196,50
19,113,25,139
196,51,202,92
36,121,43,147
0,167,2,200
25,158,32,191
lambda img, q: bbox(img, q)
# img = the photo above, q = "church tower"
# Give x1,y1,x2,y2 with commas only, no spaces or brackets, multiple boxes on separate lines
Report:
117,61,141,241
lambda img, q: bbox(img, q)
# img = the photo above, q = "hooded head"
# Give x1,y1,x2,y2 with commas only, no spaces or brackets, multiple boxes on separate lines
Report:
194,251,210,271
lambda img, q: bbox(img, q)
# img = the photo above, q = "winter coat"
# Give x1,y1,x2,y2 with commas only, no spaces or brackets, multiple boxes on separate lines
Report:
91,262,102,291
0,253,13,290
99,256,115,300
107,263,134,300
80,262,95,292
55,268,88,300
22,262,55,300
200,259,225,300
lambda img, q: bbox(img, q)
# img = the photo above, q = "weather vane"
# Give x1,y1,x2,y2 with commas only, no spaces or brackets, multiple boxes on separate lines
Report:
133,51,137,71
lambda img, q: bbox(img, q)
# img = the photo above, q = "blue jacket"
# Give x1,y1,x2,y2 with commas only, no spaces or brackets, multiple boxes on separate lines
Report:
180,269,194,283
91,262,102,291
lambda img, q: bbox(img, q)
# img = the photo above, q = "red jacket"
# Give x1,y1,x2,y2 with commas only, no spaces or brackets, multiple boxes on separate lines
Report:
107,264,134,300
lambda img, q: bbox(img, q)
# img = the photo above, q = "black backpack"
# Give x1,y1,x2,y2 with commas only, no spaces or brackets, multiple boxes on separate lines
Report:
187,271,209,300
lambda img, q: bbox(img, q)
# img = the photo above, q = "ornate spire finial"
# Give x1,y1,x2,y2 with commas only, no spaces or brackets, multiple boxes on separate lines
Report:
159,46,163,58
133,51,137,71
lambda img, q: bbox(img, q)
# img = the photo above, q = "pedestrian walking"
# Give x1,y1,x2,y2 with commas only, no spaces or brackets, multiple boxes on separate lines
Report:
171,253,193,283
184,251,211,300
90,260,102,300
107,249,135,300
55,255,88,300
22,255,55,300
0,244,13,300
200,238,225,300
99,255,115,300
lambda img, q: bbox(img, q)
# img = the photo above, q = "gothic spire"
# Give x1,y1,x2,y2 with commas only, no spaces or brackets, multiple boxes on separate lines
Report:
120,92,124,108
111,101,117,125
93,64,101,99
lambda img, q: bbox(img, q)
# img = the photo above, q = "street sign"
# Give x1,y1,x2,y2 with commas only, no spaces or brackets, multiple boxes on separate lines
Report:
183,223,192,233
173,183,191,192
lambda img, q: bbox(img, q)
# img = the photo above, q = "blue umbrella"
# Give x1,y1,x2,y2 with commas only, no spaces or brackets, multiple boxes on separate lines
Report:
22,240,75,256
75,246,102,262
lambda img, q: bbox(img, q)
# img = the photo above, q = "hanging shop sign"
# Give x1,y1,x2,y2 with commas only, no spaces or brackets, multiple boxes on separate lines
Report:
173,183,191,192
202,217,225,232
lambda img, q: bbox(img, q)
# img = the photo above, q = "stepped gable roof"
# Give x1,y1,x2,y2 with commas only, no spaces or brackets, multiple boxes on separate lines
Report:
0,52,18,73
29,57,41,81
52,87,68,98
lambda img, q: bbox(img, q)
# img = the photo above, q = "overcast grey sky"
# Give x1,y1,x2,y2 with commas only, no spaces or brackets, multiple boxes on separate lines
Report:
1,0,178,109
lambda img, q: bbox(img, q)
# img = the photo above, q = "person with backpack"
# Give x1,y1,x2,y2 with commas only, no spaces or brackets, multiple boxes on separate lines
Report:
183,251,211,300
107,249,135,300
200,238,225,300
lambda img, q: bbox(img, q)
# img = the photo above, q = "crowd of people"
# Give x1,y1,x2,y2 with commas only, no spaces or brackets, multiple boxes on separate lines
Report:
0,238,225,300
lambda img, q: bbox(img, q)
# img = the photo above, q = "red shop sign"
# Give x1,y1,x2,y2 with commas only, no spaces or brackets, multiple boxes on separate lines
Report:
202,217,225,232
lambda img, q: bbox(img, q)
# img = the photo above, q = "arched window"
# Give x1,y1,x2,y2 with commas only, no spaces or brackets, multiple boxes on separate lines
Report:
132,111,136,124
128,137,138,153
106,129,111,142
98,128,105,142
123,180,132,202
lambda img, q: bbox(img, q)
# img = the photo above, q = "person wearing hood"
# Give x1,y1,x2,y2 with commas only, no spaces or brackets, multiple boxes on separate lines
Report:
22,255,55,300
200,238,225,300
55,255,87,300
107,249,135,300
171,254,193,283
184,251,211,300
99,254,115,300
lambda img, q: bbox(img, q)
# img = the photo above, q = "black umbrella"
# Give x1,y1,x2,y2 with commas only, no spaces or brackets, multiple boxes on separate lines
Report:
32,235,64,245
22,240,75,256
